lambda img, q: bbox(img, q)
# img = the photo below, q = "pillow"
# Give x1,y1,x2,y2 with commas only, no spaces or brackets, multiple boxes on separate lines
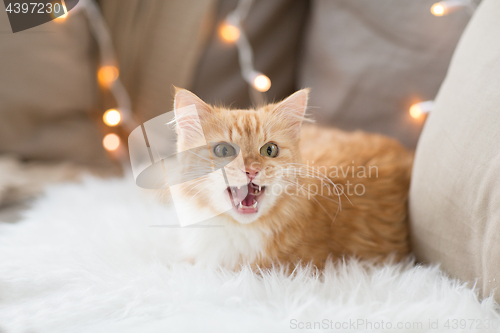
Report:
410,0,500,301
299,0,471,148
0,6,114,169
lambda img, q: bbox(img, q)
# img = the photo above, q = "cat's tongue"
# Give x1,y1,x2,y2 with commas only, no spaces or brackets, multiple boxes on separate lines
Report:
228,182,265,213
230,183,253,205
241,183,254,206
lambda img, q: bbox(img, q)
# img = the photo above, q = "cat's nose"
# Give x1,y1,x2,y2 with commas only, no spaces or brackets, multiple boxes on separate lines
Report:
245,168,260,179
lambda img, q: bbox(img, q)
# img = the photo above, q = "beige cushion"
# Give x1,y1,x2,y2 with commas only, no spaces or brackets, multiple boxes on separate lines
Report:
410,0,500,301
0,9,114,169
300,0,471,148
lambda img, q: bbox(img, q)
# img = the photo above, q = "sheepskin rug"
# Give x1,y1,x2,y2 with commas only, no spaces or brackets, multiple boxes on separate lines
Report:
0,176,499,333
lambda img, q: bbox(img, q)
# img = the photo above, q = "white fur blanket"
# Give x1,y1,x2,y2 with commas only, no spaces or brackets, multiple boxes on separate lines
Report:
0,177,498,332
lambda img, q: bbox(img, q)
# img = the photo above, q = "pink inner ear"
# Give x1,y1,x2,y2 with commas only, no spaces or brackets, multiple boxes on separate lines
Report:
174,105,206,147
174,90,211,147
274,89,309,135
174,89,211,114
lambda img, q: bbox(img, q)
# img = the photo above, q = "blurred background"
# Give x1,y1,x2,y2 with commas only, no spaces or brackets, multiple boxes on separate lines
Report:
0,0,473,217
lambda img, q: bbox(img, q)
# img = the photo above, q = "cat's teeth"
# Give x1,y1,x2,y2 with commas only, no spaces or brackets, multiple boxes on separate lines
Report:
253,185,262,195
236,200,258,209
237,186,241,190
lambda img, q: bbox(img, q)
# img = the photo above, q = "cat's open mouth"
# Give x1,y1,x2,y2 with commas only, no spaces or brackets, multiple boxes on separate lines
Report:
227,182,266,214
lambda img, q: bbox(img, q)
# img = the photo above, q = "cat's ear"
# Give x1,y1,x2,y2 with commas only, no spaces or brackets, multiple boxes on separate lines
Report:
173,88,211,145
174,88,212,118
273,88,309,137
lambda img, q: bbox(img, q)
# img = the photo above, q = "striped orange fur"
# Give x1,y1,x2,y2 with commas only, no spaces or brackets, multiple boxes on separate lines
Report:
171,88,413,270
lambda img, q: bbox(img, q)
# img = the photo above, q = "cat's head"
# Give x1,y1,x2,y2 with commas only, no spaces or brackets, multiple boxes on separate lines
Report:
173,88,309,224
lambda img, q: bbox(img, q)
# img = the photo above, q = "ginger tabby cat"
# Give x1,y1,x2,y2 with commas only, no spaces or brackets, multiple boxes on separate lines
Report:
171,88,413,271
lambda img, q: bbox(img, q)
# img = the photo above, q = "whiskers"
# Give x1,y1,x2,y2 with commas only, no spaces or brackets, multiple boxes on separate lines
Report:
275,162,353,223
149,162,217,204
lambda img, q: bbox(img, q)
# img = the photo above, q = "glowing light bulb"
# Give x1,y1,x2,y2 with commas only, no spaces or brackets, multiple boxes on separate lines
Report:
431,3,445,16
409,100,434,119
54,4,68,22
103,133,120,151
103,109,121,126
431,1,466,16
98,66,119,87
219,21,241,43
409,104,424,119
252,74,271,92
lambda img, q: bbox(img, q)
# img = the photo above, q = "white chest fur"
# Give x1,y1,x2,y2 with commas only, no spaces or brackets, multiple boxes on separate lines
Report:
180,216,268,269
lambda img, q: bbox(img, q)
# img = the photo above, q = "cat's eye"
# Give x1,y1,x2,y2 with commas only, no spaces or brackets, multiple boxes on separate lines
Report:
260,142,279,158
213,143,236,158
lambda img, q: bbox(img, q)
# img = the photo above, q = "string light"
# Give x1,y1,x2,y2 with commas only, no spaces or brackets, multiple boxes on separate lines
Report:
103,133,120,151
55,4,68,21
97,65,119,88
409,105,424,119
409,101,434,119
221,0,271,102
419,0,477,122
251,73,271,92
219,20,241,43
103,109,121,126
81,0,464,157
431,3,445,16
76,0,139,158
430,0,475,16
